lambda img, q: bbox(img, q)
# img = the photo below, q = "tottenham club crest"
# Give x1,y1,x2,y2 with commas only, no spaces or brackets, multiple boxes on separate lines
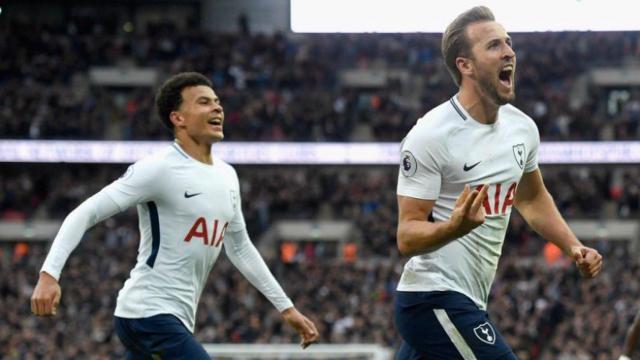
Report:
473,322,496,345
512,143,526,169
401,151,417,177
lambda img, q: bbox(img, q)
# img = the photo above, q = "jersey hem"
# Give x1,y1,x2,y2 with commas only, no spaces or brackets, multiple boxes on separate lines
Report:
396,285,487,311
114,308,195,333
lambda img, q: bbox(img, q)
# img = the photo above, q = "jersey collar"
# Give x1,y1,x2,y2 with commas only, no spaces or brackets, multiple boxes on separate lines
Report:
450,94,501,128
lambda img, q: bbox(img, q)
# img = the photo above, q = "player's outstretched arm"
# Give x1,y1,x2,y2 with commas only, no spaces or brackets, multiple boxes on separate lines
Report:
620,310,640,359
396,184,488,256
514,169,603,278
224,229,318,347
281,307,319,349
31,191,122,316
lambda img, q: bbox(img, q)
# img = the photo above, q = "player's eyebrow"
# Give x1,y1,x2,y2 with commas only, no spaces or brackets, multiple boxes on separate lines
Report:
487,36,512,46
195,96,220,103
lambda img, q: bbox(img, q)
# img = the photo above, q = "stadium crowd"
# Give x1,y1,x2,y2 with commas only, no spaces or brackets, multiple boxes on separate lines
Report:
2,17,640,142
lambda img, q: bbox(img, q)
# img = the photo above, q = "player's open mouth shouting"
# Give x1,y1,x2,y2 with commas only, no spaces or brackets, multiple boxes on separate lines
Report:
498,64,514,89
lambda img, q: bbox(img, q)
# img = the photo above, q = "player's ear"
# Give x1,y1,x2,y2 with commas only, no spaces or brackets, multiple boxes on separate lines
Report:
456,56,474,78
169,111,184,128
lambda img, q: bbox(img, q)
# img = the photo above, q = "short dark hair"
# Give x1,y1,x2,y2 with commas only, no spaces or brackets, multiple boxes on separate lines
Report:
155,72,213,130
442,6,495,86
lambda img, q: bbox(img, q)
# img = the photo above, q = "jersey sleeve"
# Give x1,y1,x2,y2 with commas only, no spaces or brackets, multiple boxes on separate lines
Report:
102,158,164,211
524,118,540,173
224,229,294,312
41,190,122,280
396,127,445,200
40,158,163,280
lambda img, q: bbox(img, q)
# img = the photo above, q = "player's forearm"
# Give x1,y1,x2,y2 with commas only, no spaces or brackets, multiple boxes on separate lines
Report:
224,229,294,311
622,313,640,356
516,190,581,255
396,219,459,256
41,191,120,280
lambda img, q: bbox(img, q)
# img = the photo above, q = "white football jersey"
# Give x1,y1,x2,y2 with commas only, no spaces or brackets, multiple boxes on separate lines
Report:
107,143,247,331
396,95,540,309
42,143,292,332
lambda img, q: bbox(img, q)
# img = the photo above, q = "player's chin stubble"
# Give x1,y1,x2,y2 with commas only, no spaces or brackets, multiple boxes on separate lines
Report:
478,75,514,106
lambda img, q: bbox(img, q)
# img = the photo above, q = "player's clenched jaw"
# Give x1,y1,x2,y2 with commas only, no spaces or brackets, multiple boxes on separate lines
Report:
465,21,516,106
171,85,225,144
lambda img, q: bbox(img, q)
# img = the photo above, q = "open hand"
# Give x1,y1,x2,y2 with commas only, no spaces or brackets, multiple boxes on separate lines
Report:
448,184,489,238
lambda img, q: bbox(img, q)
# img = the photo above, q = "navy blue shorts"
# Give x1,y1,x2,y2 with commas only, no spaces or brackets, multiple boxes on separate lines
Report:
114,314,211,360
395,291,516,360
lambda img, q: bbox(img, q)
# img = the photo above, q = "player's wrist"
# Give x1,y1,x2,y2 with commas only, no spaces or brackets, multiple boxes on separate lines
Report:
281,307,301,324
443,219,464,240
39,271,59,283
281,306,296,316
564,239,584,255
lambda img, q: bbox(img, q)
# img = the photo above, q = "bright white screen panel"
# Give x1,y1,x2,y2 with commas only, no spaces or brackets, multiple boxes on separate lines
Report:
1,140,640,165
291,0,640,33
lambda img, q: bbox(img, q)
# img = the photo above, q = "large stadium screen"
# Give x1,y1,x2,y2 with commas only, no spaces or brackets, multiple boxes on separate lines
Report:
291,0,640,33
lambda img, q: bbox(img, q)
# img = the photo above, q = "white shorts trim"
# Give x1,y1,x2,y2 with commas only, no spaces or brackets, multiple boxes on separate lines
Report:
433,309,477,360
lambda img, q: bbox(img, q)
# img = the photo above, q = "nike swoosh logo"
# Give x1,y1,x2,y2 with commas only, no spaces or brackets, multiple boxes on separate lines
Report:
184,191,202,198
463,161,481,171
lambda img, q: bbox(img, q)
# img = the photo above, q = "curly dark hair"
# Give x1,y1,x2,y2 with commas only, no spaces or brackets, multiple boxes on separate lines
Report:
155,72,213,130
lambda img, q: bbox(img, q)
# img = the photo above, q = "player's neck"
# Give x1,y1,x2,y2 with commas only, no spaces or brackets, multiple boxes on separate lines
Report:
174,136,214,165
457,86,499,124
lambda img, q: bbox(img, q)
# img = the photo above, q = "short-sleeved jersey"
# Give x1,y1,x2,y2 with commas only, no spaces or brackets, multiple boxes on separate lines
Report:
105,143,245,331
396,95,540,309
